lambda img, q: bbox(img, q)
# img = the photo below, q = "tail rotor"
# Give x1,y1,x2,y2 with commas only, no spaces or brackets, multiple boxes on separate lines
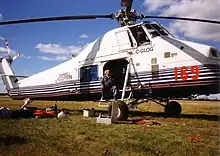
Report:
3,39,20,65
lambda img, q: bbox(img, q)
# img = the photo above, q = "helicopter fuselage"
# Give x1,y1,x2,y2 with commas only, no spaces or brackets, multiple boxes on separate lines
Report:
1,21,219,101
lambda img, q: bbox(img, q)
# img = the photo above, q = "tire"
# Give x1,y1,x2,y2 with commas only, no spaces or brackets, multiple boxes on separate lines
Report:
164,101,182,117
108,100,129,121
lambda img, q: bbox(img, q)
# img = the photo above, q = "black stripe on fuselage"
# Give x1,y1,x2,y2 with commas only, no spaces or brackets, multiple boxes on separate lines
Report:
9,64,220,99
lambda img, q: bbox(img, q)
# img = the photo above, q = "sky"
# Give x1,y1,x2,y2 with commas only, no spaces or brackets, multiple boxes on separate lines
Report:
0,0,220,93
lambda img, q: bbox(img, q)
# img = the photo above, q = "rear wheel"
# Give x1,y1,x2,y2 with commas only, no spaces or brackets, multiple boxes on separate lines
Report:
108,100,129,121
164,101,182,117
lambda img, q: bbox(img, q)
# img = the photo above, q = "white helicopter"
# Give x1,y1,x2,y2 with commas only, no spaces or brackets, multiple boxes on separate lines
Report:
0,0,219,120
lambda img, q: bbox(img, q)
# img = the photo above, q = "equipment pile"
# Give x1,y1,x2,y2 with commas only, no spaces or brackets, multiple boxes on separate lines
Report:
0,104,68,119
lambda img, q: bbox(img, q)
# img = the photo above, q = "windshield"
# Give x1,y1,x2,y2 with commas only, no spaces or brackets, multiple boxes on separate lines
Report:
144,23,169,38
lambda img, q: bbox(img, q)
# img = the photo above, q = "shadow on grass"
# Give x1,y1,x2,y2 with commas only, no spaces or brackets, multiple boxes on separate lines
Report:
130,111,220,121
6,108,220,122
0,136,28,146
69,109,220,121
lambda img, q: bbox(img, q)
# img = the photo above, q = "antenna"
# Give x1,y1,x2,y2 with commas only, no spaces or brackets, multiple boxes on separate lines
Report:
4,39,10,56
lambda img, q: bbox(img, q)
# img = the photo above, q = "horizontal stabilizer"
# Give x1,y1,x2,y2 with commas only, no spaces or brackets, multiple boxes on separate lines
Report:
0,74,28,78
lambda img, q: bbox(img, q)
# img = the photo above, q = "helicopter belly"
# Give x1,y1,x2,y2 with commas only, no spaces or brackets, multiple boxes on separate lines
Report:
8,63,219,100
8,80,102,100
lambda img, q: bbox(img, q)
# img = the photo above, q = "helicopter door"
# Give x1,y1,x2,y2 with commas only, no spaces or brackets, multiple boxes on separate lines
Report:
103,59,128,90
115,30,133,51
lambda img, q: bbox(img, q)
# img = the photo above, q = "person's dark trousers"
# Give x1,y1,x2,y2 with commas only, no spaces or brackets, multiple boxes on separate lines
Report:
101,86,119,100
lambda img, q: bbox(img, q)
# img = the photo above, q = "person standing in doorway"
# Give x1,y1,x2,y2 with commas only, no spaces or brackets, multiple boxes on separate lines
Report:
100,69,118,100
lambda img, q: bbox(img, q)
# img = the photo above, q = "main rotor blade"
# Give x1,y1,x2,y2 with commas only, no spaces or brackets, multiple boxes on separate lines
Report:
0,14,113,25
144,16,220,24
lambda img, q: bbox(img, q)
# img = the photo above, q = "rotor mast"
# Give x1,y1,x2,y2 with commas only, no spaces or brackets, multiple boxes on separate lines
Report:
115,0,143,26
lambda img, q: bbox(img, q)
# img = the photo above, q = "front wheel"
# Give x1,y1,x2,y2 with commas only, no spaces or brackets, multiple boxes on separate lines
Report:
108,100,129,121
164,101,182,117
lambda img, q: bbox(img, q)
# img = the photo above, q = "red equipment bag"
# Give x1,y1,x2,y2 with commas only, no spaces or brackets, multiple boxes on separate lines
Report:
33,109,57,118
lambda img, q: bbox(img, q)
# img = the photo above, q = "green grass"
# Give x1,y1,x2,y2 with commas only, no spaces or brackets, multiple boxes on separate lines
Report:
0,96,219,156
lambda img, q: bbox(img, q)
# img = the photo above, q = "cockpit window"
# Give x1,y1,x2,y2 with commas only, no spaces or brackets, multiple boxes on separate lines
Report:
129,26,150,46
145,23,168,38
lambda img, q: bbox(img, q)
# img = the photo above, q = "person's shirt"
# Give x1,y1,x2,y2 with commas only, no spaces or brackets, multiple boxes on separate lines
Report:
101,75,114,89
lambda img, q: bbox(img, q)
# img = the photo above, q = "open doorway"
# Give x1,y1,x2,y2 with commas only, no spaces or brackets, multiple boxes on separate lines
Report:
103,59,128,90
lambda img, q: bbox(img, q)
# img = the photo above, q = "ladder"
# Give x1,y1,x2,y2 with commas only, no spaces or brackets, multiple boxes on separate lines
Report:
98,53,134,107
120,54,133,101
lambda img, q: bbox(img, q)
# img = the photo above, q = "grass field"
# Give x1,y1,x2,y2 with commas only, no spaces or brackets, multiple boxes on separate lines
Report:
0,96,219,156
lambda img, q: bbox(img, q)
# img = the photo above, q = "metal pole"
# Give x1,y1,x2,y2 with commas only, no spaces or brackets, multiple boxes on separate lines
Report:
121,55,131,100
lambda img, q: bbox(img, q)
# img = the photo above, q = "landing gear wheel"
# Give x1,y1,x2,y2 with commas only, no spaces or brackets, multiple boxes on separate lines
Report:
108,100,129,121
164,101,182,117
